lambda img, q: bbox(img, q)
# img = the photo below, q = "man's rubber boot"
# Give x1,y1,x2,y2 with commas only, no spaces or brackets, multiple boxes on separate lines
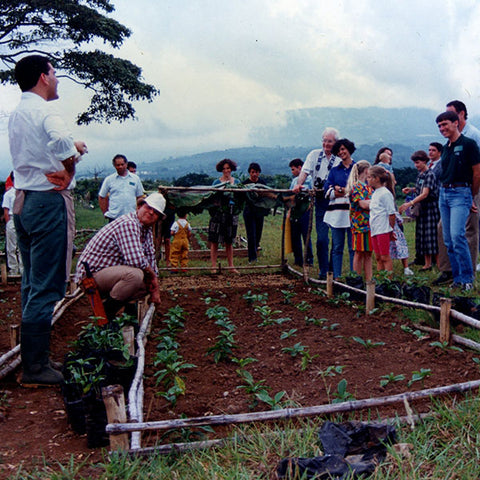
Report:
123,302,138,318
20,364,64,388
49,359,63,370
103,296,126,321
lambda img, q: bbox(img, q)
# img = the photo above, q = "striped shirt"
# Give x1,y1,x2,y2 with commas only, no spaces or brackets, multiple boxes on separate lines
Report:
75,212,157,282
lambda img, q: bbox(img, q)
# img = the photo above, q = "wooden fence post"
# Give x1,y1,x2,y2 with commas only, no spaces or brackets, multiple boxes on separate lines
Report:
10,324,20,349
102,384,129,451
1,263,7,285
366,280,376,314
440,298,452,344
122,326,135,356
326,272,334,297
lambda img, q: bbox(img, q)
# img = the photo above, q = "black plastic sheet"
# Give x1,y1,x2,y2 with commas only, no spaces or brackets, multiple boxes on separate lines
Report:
277,421,396,479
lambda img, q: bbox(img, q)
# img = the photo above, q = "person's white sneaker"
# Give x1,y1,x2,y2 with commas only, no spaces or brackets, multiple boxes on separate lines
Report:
404,267,414,276
476,263,480,272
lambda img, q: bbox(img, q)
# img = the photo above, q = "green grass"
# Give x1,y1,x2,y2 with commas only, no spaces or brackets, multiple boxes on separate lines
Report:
9,393,480,479
75,204,108,231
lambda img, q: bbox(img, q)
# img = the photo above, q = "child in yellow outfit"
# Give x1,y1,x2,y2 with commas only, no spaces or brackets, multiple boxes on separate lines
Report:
169,209,192,272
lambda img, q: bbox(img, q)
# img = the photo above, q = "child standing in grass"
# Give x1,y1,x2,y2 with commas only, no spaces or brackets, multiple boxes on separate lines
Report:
346,161,373,281
367,166,396,273
169,208,192,272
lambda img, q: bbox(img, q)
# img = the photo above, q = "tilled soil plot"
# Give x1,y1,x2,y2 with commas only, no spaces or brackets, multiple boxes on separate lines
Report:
0,273,479,476
141,273,480,447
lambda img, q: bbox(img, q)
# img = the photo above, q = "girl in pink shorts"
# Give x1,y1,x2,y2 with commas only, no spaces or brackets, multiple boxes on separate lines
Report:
367,166,396,273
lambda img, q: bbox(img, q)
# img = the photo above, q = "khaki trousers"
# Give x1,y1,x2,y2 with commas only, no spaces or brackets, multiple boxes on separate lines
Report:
93,265,147,302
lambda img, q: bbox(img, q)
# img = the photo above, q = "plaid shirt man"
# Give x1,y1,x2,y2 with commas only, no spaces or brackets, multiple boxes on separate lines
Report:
75,211,157,283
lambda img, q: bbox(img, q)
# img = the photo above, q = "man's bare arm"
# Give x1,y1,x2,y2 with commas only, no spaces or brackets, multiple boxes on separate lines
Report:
472,163,480,197
98,196,109,214
292,171,308,193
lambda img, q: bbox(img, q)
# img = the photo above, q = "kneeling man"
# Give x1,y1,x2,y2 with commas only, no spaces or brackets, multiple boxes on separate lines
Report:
76,192,165,319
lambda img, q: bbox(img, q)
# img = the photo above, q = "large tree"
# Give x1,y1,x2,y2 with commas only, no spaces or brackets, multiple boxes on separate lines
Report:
0,0,159,124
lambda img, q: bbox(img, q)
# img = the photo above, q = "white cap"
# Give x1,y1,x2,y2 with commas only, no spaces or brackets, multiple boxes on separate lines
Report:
144,192,166,215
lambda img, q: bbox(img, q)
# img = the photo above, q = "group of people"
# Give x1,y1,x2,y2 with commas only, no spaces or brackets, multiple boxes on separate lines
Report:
4,53,480,390
292,101,480,291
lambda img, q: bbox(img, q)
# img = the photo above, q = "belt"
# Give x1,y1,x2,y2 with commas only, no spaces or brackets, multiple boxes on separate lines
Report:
442,182,471,188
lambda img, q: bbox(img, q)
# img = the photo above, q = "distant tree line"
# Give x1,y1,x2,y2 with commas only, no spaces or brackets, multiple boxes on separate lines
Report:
72,166,417,207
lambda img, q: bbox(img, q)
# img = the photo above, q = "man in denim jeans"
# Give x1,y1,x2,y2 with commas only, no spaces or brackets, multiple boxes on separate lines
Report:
293,127,340,279
436,110,480,291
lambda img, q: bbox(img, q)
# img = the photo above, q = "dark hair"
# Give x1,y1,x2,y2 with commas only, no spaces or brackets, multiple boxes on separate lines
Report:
331,138,356,156
176,207,188,218
127,161,137,170
374,147,393,165
247,162,261,173
289,158,303,168
436,111,459,124
411,150,429,163
14,55,52,92
429,142,443,153
446,100,468,120
112,154,128,165
216,158,237,172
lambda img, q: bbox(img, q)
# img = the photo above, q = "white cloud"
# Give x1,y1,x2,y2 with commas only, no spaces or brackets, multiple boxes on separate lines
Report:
2,0,480,174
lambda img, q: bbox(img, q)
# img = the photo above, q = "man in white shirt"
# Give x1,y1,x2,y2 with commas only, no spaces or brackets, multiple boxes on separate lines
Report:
293,127,340,279
9,55,87,387
98,154,144,221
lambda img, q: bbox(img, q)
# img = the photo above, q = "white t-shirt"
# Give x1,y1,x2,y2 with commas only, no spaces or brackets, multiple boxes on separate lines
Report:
369,186,396,236
2,187,16,213
171,218,191,234
301,149,340,186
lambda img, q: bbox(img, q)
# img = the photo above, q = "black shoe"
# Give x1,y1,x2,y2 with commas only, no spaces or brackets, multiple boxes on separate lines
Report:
432,272,453,286
21,364,64,387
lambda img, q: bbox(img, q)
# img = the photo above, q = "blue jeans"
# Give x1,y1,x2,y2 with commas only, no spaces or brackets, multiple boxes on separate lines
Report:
315,199,330,276
330,226,354,279
291,211,314,266
14,191,68,370
439,187,473,284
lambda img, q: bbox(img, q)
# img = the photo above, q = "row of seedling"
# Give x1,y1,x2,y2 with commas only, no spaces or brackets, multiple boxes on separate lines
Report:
205,304,238,363
154,306,195,406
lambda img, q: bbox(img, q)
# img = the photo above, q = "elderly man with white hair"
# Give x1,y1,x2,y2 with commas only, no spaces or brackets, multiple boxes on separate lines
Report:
76,192,166,320
293,127,341,279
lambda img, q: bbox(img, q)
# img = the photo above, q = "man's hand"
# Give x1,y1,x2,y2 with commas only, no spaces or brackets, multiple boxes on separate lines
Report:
74,141,88,156
46,169,74,190
471,202,478,213
149,291,161,306
144,266,161,305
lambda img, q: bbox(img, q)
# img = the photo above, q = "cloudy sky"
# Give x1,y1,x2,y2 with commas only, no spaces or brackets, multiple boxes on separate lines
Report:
1,0,480,175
